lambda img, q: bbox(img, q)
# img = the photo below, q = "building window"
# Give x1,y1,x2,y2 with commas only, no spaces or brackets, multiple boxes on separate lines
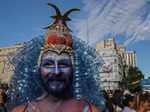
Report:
114,59,117,63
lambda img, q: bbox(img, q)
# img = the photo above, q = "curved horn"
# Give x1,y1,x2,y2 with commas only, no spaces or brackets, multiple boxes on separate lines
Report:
46,2,62,17
63,8,80,18
41,24,51,29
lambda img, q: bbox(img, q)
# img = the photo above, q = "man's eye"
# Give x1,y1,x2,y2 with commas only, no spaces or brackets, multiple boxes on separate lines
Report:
43,62,54,67
59,63,70,67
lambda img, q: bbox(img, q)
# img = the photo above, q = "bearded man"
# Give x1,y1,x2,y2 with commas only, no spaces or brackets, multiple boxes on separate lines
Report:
8,2,105,112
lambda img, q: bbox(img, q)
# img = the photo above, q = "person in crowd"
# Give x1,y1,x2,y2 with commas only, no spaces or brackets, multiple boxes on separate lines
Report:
103,91,114,112
1,89,8,104
137,93,150,112
122,94,136,112
0,89,7,112
112,91,123,112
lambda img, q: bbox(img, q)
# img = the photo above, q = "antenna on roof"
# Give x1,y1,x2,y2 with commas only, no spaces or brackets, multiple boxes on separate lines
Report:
86,18,89,44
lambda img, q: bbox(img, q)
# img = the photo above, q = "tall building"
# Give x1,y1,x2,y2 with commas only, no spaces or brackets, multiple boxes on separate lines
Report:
117,43,136,67
96,37,117,49
97,37,136,67
0,43,24,84
96,37,136,91
125,51,136,67
96,48,123,91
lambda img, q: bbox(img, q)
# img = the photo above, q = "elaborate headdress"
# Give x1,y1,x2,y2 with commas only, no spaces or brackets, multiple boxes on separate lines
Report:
8,3,105,110
38,3,79,66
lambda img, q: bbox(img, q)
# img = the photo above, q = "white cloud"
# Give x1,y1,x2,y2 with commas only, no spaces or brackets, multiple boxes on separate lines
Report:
72,0,150,46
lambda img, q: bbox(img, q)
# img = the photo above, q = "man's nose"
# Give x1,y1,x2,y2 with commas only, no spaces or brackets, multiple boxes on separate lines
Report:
54,63,61,75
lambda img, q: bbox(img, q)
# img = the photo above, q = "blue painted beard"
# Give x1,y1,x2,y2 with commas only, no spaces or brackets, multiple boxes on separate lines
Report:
41,73,73,98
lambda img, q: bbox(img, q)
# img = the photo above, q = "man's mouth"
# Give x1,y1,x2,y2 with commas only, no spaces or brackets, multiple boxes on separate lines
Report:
49,80,64,83
47,79,65,82
47,79,66,85
48,81,65,90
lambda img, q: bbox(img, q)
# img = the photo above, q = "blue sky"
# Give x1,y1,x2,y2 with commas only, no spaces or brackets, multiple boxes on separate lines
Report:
0,0,150,78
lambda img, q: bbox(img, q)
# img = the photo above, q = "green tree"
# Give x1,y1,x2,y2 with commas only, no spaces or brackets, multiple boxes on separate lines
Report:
124,66,144,93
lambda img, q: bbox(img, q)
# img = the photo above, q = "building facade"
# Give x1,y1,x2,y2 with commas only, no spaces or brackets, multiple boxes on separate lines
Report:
117,43,136,67
0,43,24,84
96,48,123,90
96,37,136,91
96,37,136,67
96,38,117,49
125,51,136,67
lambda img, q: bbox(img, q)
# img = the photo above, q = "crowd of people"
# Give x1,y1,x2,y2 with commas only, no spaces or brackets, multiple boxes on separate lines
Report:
0,87,149,112
0,85,150,112
103,90,150,112
0,82,149,112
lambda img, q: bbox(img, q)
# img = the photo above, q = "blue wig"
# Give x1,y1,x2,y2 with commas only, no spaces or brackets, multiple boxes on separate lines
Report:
8,35,105,110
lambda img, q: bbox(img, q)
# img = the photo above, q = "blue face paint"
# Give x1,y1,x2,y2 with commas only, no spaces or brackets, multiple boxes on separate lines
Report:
41,58,72,74
40,51,73,95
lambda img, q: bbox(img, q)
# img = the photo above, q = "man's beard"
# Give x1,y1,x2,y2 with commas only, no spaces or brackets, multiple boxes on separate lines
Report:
41,74,73,99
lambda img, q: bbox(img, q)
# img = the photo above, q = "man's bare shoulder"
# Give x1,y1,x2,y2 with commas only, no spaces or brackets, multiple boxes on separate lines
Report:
90,104,100,112
11,101,38,112
12,105,25,112
62,99,100,112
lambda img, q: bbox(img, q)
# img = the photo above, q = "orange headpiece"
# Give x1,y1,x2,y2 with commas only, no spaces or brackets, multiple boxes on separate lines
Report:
42,33,73,56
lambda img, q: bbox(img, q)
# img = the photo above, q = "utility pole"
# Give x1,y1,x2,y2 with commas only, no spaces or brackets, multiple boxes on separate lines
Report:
86,18,89,44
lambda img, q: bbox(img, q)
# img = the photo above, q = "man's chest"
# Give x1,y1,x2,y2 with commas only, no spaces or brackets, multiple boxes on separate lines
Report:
28,101,86,112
